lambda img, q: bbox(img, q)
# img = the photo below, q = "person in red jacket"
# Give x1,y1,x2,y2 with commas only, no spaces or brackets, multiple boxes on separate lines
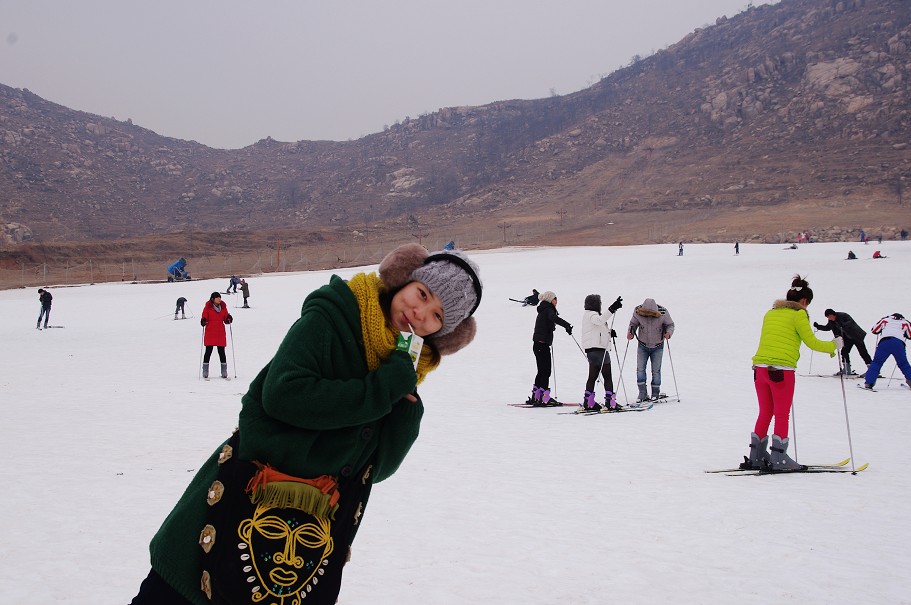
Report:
200,292,233,379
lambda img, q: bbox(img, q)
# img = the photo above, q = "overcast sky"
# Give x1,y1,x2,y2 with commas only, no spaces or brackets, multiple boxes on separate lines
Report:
1,1,776,149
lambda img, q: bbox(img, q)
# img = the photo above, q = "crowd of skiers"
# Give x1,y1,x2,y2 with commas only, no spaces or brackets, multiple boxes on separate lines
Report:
742,275,911,472
521,288,675,412
516,273,911,474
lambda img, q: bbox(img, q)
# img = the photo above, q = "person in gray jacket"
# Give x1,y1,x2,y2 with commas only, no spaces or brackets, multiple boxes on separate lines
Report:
627,298,675,402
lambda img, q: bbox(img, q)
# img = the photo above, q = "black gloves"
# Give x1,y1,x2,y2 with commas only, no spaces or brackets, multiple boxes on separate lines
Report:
566,325,573,335
607,296,623,314
200,318,208,327
225,314,233,325
610,329,617,339
813,322,821,329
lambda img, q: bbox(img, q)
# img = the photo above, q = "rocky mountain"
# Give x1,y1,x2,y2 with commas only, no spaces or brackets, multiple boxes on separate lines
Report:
1,0,909,253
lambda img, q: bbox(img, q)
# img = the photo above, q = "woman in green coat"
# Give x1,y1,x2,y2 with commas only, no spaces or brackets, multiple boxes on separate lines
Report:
132,243,482,605
743,275,841,472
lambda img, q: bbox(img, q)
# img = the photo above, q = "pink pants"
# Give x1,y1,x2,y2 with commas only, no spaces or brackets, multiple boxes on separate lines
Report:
753,366,795,439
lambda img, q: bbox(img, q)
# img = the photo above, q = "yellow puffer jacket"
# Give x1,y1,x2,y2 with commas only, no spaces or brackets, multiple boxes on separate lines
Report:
752,300,837,368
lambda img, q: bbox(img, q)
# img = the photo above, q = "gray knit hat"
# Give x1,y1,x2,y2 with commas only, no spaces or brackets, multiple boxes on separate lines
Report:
539,291,556,304
409,249,482,336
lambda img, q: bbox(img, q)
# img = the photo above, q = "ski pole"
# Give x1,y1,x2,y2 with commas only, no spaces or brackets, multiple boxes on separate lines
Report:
665,338,681,402
611,336,630,405
569,333,587,359
885,361,898,387
229,323,237,378
808,328,816,374
836,353,858,473
198,326,205,380
550,345,557,401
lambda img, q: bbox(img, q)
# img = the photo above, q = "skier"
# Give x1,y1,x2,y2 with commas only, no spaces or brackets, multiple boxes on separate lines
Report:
846,250,857,260
734,242,740,255
226,275,240,294
174,297,187,320
872,250,886,259
521,289,540,306
580,294,623,411
742,275,840,471
813,308,872,375
528,291,572,405
36,288,52,329
862,313,911,390
678,242,684,256
132,244,481,605
200,292,233,379
627,298,675,402
239,279,250,308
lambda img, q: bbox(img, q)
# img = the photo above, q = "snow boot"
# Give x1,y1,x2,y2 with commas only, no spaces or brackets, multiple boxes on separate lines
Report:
528,385,544,405
739,432,770,470
605,390,618,410
202,363,210,379
767,435,807,471
651,385,663,400
541,389,552,404
221,363,229,379
583,390,598,410
637,382,649,403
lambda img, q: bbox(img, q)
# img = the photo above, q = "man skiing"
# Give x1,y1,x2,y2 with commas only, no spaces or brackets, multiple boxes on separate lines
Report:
863,313,911,390
239,279,250,308
36,288,52,329
813,308,872,376
627,298,674,402
174,297,187,320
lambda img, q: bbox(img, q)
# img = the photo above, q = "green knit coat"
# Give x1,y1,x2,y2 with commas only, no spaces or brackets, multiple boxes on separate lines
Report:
148,275,423,604
752,300,836,368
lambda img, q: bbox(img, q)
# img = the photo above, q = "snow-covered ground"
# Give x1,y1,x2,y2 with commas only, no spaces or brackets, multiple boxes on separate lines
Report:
1,241,909,604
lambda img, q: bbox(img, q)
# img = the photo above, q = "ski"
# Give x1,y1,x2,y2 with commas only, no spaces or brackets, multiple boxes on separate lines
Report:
560,403,654,415
508,402,579,408
856,383,877,392
705,458,851,474
800,373,863,379
724,462,869,476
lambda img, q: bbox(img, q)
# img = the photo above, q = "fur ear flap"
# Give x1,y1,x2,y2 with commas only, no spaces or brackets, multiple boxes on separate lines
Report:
430,317,476,356
379,243,428,289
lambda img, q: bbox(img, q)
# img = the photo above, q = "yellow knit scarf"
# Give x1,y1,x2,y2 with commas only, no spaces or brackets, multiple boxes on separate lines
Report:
347,272,438,385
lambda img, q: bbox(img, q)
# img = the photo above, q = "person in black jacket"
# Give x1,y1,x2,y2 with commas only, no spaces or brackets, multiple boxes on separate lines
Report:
814,308,872,375
528,291,573,405
36,288,52,329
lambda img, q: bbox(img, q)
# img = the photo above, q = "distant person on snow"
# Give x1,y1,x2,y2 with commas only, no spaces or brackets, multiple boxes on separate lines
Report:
522,289,540,306
742,275,840,472
678,242,684,256
226,275,240,294
814,308,872,376
200,292,233,379
528,291,573,405
734,242,740,255
239,279,250,308
580,294,623,412
872,250,886,259
174,297,187,320
846,250,857,260
627,298,674,402
862,313,911,391
36,288,52,329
